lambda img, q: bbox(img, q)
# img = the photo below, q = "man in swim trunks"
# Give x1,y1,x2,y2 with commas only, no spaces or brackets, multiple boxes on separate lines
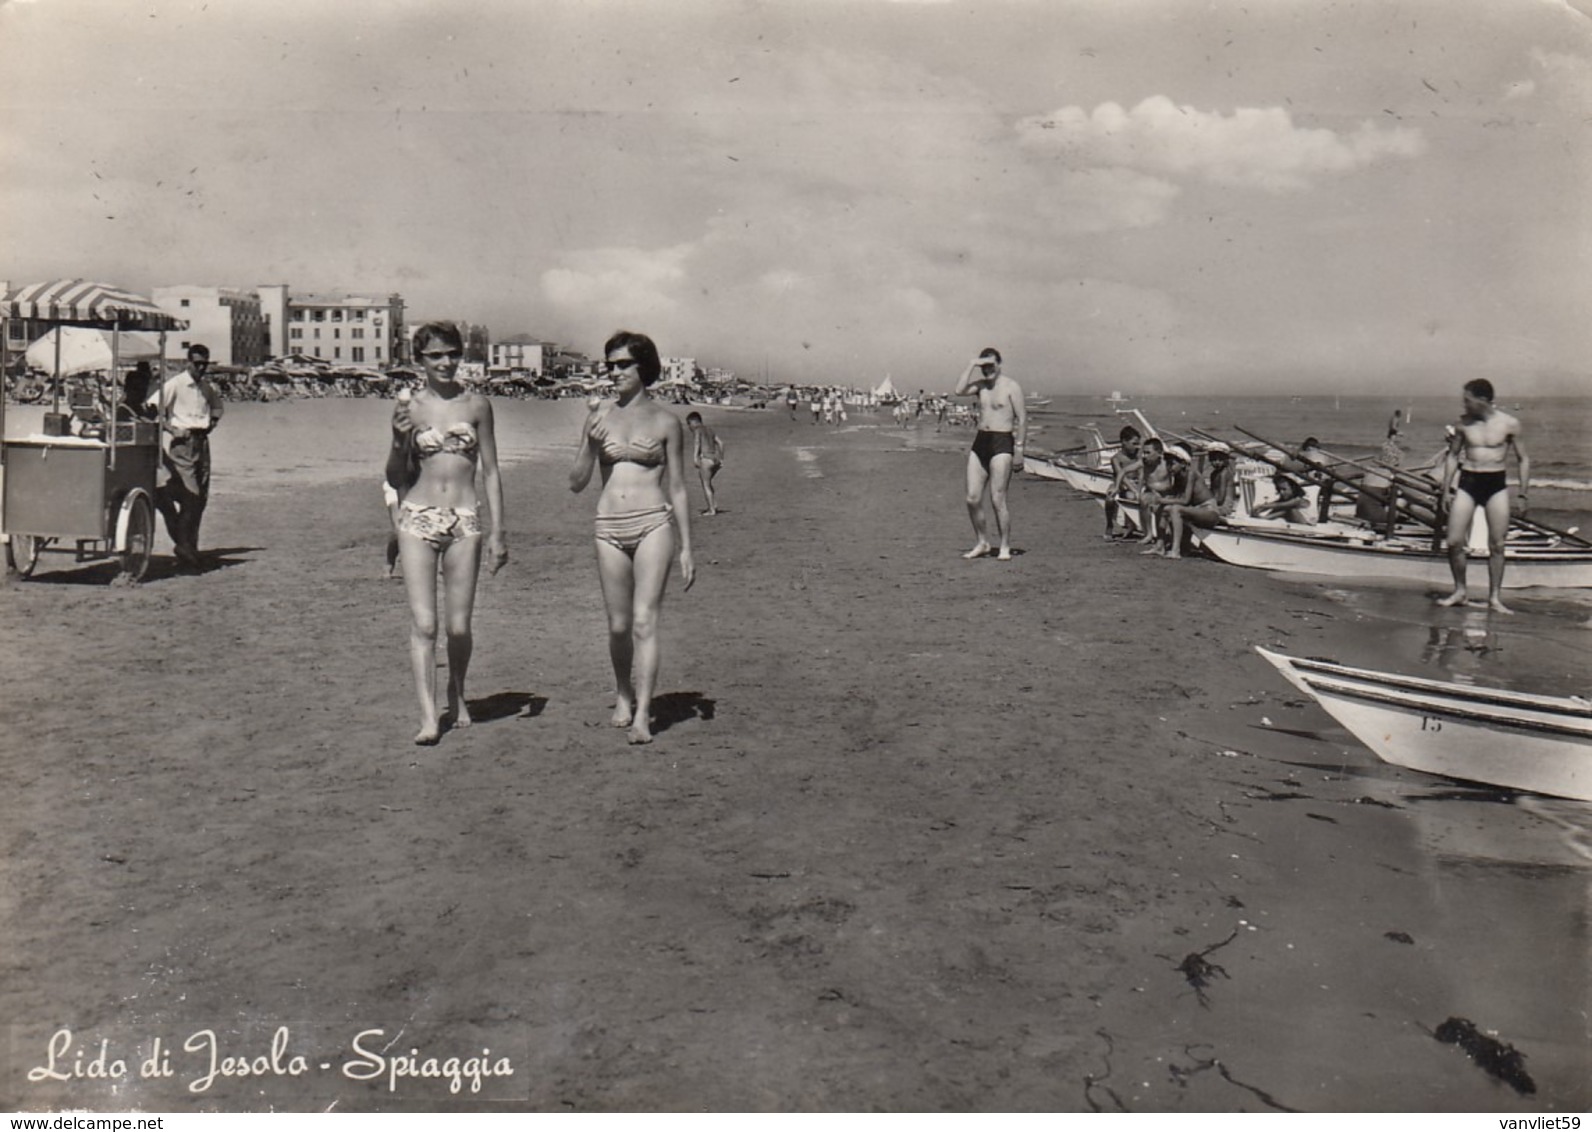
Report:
1437,378,1530,613
952,347,1026,561
1134,436,1173,546
1104,425,1143,539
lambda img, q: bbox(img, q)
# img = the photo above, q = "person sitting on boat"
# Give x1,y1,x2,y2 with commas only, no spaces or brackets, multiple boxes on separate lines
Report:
1250,471,1315,525
1103,425,1143,540
1155,442,1237,558
1436,377,1530,614
1134,437,1174,548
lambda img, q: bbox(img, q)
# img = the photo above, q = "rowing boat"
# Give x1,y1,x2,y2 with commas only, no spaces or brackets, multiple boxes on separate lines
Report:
1255,647,1592,801
1199,526,1592,589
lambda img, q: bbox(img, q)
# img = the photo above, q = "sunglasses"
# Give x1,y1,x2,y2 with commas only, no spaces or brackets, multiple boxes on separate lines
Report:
606,358,639,372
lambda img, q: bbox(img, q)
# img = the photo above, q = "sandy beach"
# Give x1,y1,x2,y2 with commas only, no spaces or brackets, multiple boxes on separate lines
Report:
1,400,1588,1113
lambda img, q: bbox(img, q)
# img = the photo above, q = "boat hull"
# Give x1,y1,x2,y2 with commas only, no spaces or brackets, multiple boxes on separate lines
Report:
1256,648,1592,801
1200,528,1592,589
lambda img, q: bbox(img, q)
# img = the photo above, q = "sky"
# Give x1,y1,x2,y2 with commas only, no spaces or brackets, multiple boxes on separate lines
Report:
1,0,1590,396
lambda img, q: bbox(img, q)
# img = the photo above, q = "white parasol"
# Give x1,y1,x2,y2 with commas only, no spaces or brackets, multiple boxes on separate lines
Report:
25,327,164,378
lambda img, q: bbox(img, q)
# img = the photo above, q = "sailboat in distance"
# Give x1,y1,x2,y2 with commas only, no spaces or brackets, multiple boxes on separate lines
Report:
1106,390,1129,406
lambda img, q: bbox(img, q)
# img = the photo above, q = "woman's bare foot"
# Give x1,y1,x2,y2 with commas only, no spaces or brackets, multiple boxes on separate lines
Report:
1435,590,1468,607
996,547,1012,561
962,542,993,559
627,719,653,745
610,694,636,728
446,684,472,728
414,720,441,746
1487,596,1514,615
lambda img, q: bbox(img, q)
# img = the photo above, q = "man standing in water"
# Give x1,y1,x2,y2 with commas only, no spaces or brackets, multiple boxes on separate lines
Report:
953,347,1026,561
1437,378,1530,613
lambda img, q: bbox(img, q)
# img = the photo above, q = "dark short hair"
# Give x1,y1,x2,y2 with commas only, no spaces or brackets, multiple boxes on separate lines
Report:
978,347,1002,365
604,330,662,386
1301,436,1320,449
187,344,210,360
1119,425,1141,442
1463,378,1495,402
1143,436,1164,450
413,321,464,355
685,411,703,423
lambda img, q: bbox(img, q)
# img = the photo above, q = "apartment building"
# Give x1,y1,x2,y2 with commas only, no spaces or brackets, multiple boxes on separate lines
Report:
150,285,268,367
258,285,406,367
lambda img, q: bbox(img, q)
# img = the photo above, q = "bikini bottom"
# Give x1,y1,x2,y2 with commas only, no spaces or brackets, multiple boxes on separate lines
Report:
594,504,673,554
397,501,482,551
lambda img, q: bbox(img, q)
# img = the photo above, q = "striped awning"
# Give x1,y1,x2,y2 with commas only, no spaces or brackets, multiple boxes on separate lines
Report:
2,278,189,331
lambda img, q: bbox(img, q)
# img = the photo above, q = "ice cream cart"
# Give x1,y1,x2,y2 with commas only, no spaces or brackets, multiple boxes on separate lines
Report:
2,279,188,583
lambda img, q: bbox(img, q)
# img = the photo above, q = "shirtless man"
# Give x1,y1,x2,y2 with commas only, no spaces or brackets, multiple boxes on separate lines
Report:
1103,425,1143,539
1134,437,1174,546
1437,378,1530,613
1160,442,1237,558
953,347,1026,561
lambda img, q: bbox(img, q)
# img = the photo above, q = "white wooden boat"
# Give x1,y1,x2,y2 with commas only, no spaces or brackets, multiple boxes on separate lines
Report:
1256,647,1592,801
1198,527,1592,589
1021,456,1074,483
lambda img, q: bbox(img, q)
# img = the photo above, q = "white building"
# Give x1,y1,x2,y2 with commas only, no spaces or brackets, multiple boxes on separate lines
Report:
489,336,553,374
259,285,405,367
151,285,267,367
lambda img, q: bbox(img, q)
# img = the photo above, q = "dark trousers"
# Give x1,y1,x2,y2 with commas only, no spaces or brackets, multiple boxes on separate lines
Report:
158,432,211,554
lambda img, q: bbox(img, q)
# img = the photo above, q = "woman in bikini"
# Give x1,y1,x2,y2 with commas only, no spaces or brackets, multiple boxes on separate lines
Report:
569,330,695,744
387,322,508,745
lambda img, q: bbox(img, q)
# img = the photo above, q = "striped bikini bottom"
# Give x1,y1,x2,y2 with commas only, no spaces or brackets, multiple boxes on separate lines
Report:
594,504,673,554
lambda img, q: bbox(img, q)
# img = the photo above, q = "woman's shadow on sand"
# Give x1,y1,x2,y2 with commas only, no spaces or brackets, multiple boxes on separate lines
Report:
651,691,715,734
463,691,546,722
459,691,712,730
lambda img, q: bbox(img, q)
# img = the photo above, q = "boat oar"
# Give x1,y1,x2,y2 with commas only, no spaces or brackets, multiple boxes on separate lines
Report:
1354,453,1592,548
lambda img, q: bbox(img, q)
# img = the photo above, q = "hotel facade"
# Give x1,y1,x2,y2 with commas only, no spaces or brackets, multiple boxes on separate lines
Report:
257,285,406,368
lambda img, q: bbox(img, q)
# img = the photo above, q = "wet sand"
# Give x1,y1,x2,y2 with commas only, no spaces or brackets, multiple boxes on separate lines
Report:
1,401,1588,1112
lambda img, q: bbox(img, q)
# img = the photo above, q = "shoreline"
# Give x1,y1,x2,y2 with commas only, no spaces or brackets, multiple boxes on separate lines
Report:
1,402,1588,1112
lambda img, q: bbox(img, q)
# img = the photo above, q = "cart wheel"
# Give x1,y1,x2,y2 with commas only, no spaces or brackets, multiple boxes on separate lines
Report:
8,534,43,578
118,496,155,583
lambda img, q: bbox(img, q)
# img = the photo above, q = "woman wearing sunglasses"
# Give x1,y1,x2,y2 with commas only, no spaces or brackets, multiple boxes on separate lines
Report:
387,321,508,745
569,330,695,744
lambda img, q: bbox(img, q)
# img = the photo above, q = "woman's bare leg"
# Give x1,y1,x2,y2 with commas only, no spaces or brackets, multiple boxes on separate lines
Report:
595,540,637,727
626,523,676,744
441,534,484,726
398,534,443,744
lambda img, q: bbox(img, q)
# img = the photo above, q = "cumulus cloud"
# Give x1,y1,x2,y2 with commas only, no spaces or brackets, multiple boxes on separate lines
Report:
1035,167,1183,233
1015,96,1425,192
1529,47,1592,106
541,245,693,321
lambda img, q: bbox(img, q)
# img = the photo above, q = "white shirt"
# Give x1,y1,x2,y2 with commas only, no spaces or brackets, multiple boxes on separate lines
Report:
147,367,224,432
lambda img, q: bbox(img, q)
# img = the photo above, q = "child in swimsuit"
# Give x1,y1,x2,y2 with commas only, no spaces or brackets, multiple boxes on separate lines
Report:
685,411,725,516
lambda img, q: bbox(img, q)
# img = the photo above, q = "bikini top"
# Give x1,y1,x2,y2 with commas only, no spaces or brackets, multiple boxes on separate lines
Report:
596,430,665,468
414,421,479,460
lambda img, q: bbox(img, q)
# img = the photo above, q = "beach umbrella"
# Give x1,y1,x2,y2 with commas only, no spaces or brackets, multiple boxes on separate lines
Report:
25,327,163,377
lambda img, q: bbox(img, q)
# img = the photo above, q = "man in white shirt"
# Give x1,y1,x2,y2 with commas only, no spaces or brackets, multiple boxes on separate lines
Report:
146,344,224,569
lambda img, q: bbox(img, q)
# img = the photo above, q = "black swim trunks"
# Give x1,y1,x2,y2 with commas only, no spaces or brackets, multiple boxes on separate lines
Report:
1457,469,1508,507
971,430,1016,470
